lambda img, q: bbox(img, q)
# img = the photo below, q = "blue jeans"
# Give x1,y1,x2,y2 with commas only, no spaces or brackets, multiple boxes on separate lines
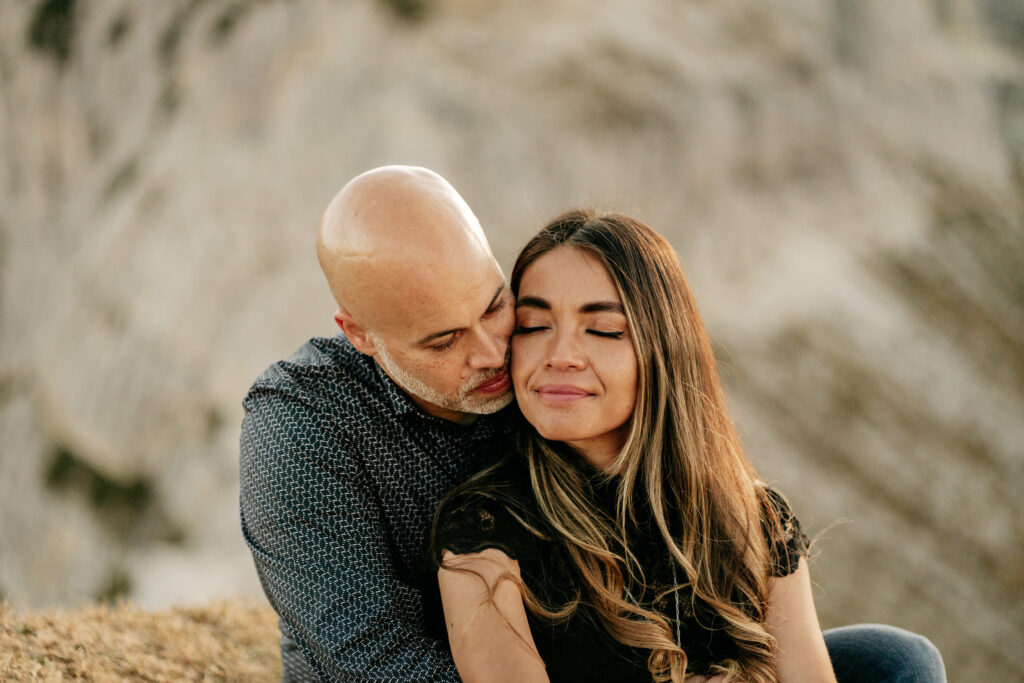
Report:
824,624,946,683
281,623,946,682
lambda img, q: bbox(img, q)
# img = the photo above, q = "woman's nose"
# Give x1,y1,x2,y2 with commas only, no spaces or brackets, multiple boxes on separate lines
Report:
546,331,585,371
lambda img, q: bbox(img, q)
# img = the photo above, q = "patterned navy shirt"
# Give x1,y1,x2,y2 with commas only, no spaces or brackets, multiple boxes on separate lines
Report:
239,334,515,681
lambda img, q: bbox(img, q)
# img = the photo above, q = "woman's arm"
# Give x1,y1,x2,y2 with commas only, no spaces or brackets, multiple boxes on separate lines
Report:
438,548,549,683
765,557,837,683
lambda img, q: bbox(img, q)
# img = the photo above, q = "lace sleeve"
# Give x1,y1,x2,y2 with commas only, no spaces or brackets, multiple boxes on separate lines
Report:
435,493,538,563
763,487,810,578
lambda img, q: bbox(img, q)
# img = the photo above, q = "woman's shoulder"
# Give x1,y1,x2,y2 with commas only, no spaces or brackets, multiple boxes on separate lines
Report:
757,483,811,577
434,455,541,562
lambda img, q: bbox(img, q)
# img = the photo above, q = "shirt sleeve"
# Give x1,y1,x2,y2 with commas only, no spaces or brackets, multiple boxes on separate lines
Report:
240,383,460,682
435,492,539,563
762,487,810,578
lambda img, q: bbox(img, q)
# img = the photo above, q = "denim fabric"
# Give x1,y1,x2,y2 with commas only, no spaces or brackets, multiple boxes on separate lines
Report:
825,624,947,683
283,622,946,682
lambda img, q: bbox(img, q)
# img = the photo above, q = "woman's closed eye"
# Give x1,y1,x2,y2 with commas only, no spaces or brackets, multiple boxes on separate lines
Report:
587,329,626,339
514,324,627,338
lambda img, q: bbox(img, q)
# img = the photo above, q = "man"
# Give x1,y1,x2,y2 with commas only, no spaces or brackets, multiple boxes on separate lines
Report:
240,166,516,681
241,166,945,682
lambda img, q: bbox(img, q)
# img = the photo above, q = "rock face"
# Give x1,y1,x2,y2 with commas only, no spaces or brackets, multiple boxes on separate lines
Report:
1,0,1022,680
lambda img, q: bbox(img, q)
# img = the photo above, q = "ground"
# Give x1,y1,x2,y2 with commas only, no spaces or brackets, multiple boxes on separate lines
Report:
0,599,281,681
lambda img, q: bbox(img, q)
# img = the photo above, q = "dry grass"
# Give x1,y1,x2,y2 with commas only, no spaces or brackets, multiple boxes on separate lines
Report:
0,599,282,682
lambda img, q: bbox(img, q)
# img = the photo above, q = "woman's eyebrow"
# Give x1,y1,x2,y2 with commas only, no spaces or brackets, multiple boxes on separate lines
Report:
516,297,624,314
579,301,624,314
515,295,550,310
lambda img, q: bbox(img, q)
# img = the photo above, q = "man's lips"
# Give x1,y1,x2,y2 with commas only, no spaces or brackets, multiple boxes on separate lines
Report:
536,385,592,402
474,368,511,394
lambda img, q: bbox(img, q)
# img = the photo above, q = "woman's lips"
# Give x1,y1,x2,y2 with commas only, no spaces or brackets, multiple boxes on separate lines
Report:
536,385,592,402
474,368,511,394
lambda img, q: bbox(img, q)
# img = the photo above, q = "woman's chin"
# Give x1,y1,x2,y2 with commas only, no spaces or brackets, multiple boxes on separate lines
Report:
531,423,581,443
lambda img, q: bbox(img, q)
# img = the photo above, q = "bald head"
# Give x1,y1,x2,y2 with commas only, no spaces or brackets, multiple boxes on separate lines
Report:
317,165,496,329
316,166,514,421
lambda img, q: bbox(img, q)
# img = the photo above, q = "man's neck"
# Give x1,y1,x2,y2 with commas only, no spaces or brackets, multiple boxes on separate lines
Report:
369,343,481,426
408,394,479,426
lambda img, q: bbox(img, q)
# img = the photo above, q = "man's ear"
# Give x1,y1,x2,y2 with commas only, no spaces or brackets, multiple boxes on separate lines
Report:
334,309,377,356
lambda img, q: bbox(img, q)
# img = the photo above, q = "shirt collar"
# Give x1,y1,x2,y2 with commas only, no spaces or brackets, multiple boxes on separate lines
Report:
372,359,421,417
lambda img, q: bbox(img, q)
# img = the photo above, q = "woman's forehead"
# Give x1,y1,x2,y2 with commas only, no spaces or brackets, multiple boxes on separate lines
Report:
518,248,620,303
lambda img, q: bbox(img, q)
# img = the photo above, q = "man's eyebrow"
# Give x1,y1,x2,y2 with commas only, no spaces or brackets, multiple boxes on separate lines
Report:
415,327,461,346
484,284,505,312
415,285,508,346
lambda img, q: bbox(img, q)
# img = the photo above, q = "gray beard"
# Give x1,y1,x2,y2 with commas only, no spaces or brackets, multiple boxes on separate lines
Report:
371,335,513,416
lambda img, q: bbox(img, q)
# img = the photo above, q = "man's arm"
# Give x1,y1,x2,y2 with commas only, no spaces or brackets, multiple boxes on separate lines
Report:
240,385,459,681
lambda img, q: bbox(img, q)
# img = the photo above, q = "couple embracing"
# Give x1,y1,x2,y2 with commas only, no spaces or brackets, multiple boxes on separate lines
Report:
240,167,944,682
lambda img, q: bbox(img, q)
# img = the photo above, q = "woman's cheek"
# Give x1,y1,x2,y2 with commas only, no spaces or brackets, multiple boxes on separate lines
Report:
509,337,535,385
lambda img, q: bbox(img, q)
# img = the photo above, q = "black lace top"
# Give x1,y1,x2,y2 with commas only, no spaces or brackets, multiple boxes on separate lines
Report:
434,455,808,681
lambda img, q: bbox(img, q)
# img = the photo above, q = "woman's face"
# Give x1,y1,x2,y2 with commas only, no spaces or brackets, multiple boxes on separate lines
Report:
512,247,638,470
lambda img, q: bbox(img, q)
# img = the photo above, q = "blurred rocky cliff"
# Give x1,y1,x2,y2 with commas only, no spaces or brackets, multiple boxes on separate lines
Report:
1,0,1022,679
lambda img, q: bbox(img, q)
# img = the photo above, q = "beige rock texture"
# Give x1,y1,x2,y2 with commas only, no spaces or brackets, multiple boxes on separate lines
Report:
1,0,1022,680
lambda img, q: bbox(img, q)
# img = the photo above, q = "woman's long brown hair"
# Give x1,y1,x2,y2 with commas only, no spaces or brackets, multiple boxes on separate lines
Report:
439,209,789,682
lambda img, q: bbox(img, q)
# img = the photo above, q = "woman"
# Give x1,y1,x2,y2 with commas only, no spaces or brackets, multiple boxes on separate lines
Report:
432,210,836,682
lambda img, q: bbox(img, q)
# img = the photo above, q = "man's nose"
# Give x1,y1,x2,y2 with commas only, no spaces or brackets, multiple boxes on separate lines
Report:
468,326,507,370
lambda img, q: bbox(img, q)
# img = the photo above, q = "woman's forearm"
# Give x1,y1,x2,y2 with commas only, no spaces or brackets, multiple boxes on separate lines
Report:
766,559,838,683
438,548,549,683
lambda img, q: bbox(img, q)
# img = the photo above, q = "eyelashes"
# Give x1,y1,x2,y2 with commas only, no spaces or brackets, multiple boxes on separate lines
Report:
485,297,508,317
513,326,625,339
429,334,458,351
